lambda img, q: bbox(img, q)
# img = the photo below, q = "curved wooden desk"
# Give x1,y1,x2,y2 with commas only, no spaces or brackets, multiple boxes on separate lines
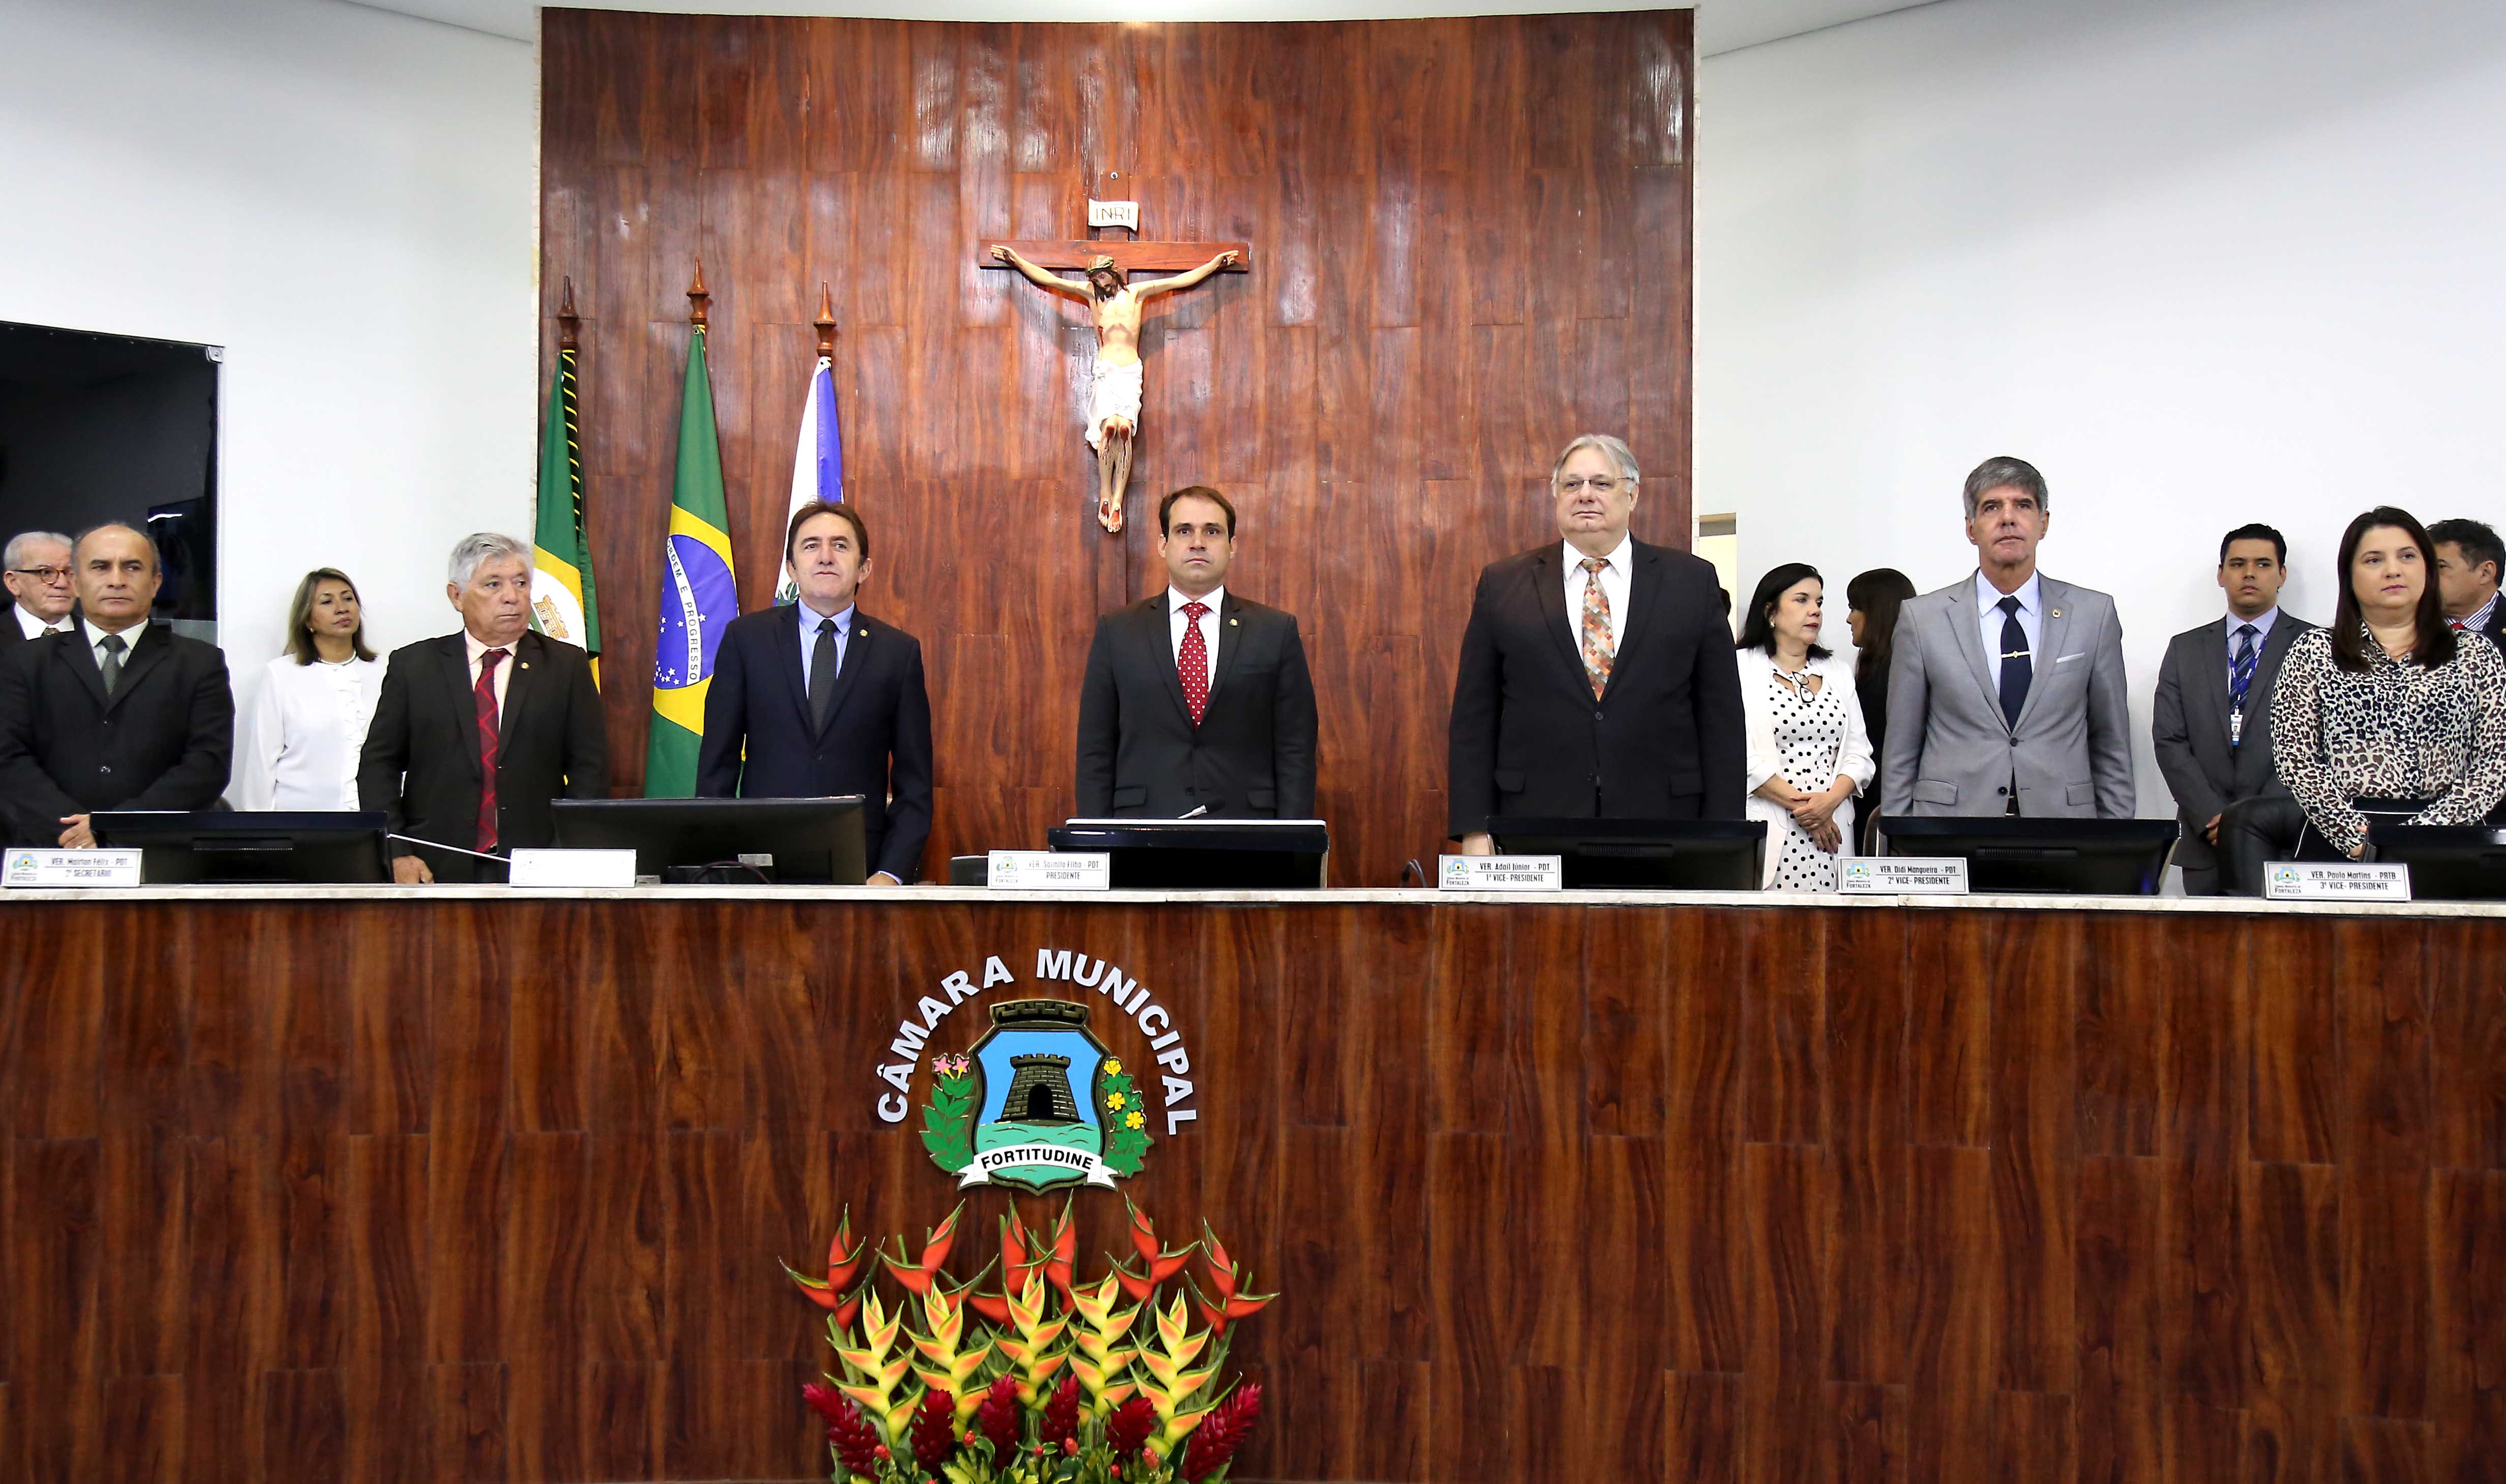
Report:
3,888,2498,1481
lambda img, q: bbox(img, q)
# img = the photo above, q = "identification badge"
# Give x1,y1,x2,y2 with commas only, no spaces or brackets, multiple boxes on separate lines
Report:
2230,708,2244,747
1837,856,1970,894
988,850,1111,891
2263,861,2411,901
1437,855,1564,892
5,848,144,888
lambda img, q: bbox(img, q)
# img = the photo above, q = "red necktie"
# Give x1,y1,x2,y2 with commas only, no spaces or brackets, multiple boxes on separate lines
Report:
476,647,507,851
1179,601,1211,725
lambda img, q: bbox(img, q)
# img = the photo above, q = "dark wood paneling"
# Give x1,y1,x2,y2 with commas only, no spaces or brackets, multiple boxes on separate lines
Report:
538,12,1696,888
4,897,2498,1482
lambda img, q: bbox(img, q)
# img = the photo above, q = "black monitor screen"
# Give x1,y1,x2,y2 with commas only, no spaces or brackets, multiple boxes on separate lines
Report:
550,796,869,884
1878,816,2179,895
1048,819,1330,889
2366,824,2506,901
89,810,390,885
1486,816,1766,891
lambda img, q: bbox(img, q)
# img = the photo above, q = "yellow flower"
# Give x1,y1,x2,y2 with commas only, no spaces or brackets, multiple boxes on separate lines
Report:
1106,1092,1127,1110
1103,1058,1123,1075
1125,1111,1144,1130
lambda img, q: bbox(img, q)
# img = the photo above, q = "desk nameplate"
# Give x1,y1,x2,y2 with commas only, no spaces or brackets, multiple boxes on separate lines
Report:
1438,855,1563,892
1838,856,1970,894
2265,860,2411,901
988,850,1110,891
4,849,143,888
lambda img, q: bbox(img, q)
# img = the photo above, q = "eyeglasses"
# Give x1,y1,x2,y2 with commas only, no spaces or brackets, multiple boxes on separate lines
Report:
1556,477,1633,496
10,567,71,583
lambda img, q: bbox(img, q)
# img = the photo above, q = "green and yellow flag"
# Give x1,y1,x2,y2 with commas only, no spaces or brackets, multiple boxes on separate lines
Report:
645,323,737,797
530,340,601,679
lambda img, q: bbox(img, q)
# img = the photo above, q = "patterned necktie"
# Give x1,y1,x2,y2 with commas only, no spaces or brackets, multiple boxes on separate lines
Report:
809,617,839,730
2228,623,2259,743
1996,595,2031,729
475,647,507,851
1179,601,1211,725
97,632,127,694
1579,557,1613,699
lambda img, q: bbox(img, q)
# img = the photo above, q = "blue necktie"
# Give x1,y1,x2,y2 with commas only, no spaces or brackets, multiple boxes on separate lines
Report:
1997,595,2031,729
2228,623,2258,744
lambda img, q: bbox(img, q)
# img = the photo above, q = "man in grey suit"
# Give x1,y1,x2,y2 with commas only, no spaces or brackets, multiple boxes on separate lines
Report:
1882,456,2135,823
2150,524,2315,894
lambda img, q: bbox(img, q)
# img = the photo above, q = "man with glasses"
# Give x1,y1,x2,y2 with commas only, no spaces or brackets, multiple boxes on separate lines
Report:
1448,433,1746,854
2,530,76,647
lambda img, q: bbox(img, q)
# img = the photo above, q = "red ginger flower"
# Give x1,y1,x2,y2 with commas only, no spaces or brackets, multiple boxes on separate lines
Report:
808,1384,882,1477
910,1388,957,1470
1107,1394,1158,1459
1180,1383,1264,1481
978,1375,1021,1457
1041,1372,1080,1447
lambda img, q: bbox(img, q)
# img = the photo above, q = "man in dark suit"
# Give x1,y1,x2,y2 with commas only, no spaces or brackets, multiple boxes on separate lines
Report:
2429,518,2506,649
698,500,933,883
0,523,232,845
1076,486,1317,819
358,532,607,883
1448,434,1745,852
2151,523,2315,895
2,530,76,648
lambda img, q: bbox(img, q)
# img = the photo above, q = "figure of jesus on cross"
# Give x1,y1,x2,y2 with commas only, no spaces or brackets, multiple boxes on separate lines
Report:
990,240,1243,533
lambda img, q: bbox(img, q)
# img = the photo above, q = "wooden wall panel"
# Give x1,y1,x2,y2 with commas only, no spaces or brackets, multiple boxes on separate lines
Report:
539,12,1697,888
5,897,2501,1482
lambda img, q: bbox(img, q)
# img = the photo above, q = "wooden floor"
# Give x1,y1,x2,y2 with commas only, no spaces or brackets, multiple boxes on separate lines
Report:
3,894,2499,1481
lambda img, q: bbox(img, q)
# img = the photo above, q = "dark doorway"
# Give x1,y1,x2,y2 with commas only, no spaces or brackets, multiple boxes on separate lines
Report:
1023,1084,1060,1122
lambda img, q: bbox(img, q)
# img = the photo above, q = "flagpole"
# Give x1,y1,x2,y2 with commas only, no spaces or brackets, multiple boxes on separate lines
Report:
814,281,836,361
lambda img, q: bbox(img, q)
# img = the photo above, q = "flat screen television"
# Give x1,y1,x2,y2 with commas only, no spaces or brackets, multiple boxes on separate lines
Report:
1877,816,2179,895
551,796,868,884
88,810,390,885
1485,816,1766,890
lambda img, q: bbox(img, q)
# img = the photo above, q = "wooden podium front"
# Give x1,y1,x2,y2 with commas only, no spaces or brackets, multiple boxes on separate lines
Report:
3,888,2498,1482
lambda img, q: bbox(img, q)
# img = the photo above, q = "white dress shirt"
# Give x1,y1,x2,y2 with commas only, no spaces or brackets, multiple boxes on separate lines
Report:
1562,533,1635,658
14,604,70,640
78,615,146,669
463,630,517,713
235,653,386,810
1168,585,1225,694
1974,570,2044,692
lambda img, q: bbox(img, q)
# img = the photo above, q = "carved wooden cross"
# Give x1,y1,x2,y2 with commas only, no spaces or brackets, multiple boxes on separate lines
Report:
974,171,1251,277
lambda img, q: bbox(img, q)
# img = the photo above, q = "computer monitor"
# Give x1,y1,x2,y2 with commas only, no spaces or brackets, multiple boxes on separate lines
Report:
88,810,392,885
1877,816,2179,895
551,796,869,884
1046,819,1330,889
2366,823,2506,900
1485,817,1766,890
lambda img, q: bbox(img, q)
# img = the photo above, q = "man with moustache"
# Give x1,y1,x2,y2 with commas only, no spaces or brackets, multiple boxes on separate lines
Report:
0,523,233,845
1076,486,1317,819
1882,456,2134,821
358,532,608,883
1448,433,1745,852
2151,523,2315,894
2,530,77,646
699,500,933,884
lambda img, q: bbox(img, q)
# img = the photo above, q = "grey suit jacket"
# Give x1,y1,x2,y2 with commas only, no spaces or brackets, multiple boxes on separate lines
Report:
1881,573,2135,820
2149,613,2315,876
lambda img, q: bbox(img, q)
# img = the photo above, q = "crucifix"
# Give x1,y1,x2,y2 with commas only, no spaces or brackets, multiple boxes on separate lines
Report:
983,172,1250,533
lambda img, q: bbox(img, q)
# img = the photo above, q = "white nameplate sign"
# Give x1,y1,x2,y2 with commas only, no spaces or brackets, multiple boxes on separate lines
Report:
1438,855,1563,892
4,848,143,888
1837,856,1970,895
1085,199,1141,230
507,848,639,888
2264,861,2412,901
988,850,1111,891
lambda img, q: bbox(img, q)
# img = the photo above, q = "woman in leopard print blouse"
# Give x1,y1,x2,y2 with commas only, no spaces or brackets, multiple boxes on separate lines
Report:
2272,507,2506,858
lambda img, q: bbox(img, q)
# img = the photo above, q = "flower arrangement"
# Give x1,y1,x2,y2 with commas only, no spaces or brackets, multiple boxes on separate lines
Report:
786,1195,1273,1484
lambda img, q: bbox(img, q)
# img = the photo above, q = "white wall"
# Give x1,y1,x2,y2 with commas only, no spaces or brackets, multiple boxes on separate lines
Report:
0,0,535,758
1696,0,2506,820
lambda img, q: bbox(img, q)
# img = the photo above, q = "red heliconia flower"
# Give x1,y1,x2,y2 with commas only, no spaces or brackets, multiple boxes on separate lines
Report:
1106,1395,1158,1459
789,1211,870,1313
1111,1255,1156,1305
820,1388,882,1477
1180,1383,1264,1481
978,1375,1021,1457
1047,1203,1078,1299
884,1205,967,1296
1124,1196,1195,1285
1041,1373,1081,1448
910,1388,957,1470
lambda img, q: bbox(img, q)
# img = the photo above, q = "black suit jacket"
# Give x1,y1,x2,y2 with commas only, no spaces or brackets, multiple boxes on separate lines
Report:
696,604,934,882
2150,613,2315,885
357,630,609,882
1448,538,1746,835
1076,592,1317,819
0,623,234,843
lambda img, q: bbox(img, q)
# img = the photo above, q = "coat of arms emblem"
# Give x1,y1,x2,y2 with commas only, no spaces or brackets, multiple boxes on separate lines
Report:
920,999,1152,1191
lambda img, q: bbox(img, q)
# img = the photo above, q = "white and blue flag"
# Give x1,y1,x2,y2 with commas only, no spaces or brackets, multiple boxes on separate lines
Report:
778,357,844,603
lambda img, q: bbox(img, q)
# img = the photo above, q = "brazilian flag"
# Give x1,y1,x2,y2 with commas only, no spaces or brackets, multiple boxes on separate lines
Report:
530,341,600,678
645,323,737,797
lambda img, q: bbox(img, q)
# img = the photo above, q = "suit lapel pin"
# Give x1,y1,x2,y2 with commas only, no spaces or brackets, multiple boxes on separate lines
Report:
1229,618,1239,626
2050,609,2062,618
521,661,530,669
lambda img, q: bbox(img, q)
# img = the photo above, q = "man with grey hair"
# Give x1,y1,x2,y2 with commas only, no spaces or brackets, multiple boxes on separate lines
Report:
2,530,76,647
1881,455,2133,823
1448,433,1746,850
359,531,607,882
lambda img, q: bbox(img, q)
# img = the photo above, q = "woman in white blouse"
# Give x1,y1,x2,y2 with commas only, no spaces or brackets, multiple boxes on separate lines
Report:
1736,563,1876,890
234,568,384,811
